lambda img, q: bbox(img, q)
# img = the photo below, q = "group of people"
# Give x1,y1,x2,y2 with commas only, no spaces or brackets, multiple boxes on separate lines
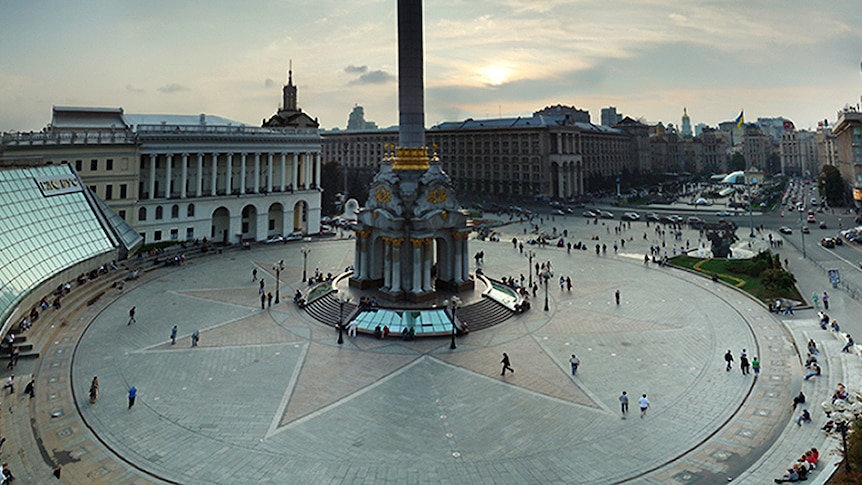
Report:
723,349,760,375
773,448,818,482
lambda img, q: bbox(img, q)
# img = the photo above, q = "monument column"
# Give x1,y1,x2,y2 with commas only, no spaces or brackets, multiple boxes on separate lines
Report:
314,153,321,188
452,233,463,284
411,238,422,294
422,238,432,292
461,236,470,282
267,153,273,193
148,154,156,200
383,238,392,290
254,153,261,193
292,153,299,190
391,240,402,293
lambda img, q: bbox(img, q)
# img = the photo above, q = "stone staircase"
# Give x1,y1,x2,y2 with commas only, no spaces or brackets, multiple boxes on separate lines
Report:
454,297,515,332
304,293,358,327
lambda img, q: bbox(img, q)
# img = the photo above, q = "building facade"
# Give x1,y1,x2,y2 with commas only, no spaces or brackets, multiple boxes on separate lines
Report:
832,108,862,207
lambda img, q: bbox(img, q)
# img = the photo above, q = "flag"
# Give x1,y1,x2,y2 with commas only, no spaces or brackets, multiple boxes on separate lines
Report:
735,111,744,128
783,120,795,131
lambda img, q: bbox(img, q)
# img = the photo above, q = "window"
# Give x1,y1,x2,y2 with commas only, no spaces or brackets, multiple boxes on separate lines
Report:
138,207,147,221
119,210,126,221
186,227,194,240
187,204,195,217
75,160,82,171
120,184,127,199
171,204,179,219
154,230,162,241
105,185,113,200
155,206,163,220
106,159,114,170
170,229,179,240
90,159,98,171
269,219,275,230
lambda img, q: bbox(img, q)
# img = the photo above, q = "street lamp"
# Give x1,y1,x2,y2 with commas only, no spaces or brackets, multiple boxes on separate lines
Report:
541,266,552,311
300,246,311,282
337,293,351,345
528,250,535,288
445,296,462,350
272,259,284,304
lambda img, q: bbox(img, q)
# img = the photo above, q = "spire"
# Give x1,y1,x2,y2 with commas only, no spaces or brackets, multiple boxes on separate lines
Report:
282,59,297,112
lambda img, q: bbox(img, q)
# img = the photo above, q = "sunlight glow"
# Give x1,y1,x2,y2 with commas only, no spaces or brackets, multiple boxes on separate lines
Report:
482,65,510,86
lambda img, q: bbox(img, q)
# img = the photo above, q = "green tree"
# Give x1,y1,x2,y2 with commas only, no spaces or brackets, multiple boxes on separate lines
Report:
818,164,845,207
319,161,342,216
729,152,746,172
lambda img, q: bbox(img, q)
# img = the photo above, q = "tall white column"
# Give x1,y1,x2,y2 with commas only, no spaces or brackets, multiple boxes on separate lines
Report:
279,153,286,192
148,154,156,200
453,236,463,284
383,240,392,290
226,153,233,195
180,153,188,199
422,240,432,292
304,153,312,188
165,154,173,198
412,240,422,293
253,153,261,193
359,235,369,279
314,153,321,189
240,153,247,195
210,153,218,196
461,238,470,281
292,153,299,191
392,243,401,292
266,153,273,193
195,153,203,197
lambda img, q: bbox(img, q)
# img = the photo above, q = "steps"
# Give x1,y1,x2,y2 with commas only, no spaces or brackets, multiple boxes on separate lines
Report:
455,297,515,332
304,293,358,326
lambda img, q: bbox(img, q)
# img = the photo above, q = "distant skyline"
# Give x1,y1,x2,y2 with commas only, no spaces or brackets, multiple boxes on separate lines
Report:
1,1,861,133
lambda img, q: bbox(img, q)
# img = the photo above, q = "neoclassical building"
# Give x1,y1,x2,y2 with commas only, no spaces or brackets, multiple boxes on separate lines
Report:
1,77,322,244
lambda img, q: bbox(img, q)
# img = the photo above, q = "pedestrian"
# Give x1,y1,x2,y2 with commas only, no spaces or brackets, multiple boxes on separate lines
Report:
500,352,514,376
267,292,273,308
89,376,99,403
795,408,811,426
127,306,136,325
822,292,829,310
724,349,733,371
566,277,572,291
638,393,650,418
347,320,358,338
812,293,819,308
24,378,34,399
740,352,750,375
6,348,19,369
259,279,265,295
128,386,137,409
615,289,620,305
752,356,760,375
842,334,854,353
619,391,629,418
3,376,13,394
170,325,177,345
260,292,266,310
252,268,257,281
191,329,200,347
569,354,580,375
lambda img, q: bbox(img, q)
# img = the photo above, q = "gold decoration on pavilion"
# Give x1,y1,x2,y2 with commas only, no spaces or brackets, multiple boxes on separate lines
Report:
410,238,430,248
354,229,372,238
427,186,448,204
372,210,378,219
373,186,392,204
382,236,404,247
391,146,430,171
440,210,447,221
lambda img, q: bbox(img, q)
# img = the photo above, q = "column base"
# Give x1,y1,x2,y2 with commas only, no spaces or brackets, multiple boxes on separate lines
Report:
435,277,475,292
349,277,383,289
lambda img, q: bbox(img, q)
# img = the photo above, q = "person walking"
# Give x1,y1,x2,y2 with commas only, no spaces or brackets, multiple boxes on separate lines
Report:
170,325,178,345
752,356,760,375
619,391,629,418
260,292,266,310
500,352,514,376
638,393,650,418
89,376,99,403
822,292,829,310
191,329,200,347
267,292,273,308
24,378,34,399
724,349,733,371
740,351,750,375
615,289,621,305
127,306,136,325
568,354,580,375
842,334,855,353
259,279,265,295
128,386,137,409
3,376,13,394
252,268,258,281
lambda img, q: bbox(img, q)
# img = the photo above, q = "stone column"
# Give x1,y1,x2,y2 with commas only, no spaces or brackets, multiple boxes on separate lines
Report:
195,153,203,197
266,153,273,193
391,240,402,293
412,238,422,294
148,154,156,200
292,153,299,191
226,153,233,195
304,153,311,189
165,154,173,198
452,233,463,284
357,230,371,279
422,238,432,292
253,152,261,193
461,236,470,282
383,238,392,290
353,238,361,278
314,153,321,189
180,153,188,199
279,153,286,192
240,153,247,195
210,153,218,196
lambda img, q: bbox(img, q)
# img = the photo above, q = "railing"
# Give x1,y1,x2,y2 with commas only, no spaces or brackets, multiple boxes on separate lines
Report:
782,235,862,302
1,130,137,146
136,124,318,137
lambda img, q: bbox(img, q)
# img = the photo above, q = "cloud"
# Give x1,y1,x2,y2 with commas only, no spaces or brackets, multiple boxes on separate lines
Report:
125,84,145,94
348,70,395,85
157,83,190,94
344,64,368,74
264,78,276,88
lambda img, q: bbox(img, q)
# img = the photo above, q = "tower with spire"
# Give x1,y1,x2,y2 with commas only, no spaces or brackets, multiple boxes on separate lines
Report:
681,107,692,138
262,60,318,129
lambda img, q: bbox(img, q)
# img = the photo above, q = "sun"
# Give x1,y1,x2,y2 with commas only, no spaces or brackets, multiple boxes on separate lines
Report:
482,65,510,86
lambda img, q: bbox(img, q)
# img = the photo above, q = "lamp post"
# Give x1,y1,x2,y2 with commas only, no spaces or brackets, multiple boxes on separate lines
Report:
337,293,351,345
834,412,853,473
445,296,462,350
300,246,311,282
272,259,284,304
541,266,552,311
528,250,535,287
747,172,755,238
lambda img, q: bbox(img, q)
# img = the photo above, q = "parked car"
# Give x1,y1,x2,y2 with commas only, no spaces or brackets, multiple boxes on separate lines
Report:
820,238,835,248
284,231,304,241
582,210,597,218
621,212,640,221
599,210,614,219
646,213,661,222
265,235,285,244
715,211,731,217
552,209,565,215
686,217,705,226
779,226,793,234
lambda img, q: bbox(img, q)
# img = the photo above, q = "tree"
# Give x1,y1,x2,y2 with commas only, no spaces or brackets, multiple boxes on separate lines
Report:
818,164,846,207
319,161,342,216
729,152,746,172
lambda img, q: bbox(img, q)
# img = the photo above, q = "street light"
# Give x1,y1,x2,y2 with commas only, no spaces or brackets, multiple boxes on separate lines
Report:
337,293,351,345
272,259,284,304
300,246,311,282
528,250,535,288
445,296,462,350
541,266,552,311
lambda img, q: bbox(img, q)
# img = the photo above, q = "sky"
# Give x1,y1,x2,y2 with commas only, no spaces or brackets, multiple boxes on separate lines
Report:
1,0,861,133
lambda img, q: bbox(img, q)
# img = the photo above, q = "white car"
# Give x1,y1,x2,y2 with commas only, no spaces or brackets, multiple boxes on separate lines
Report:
265,235,285,244
284,232,303,241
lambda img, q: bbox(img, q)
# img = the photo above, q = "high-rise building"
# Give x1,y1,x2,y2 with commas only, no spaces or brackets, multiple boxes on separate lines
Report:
346,105,379,131
681,108,692,138
779,130,818,177
833,106,862,207
601,107,622,127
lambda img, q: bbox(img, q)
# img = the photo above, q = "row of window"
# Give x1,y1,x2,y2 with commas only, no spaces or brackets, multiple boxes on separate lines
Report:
139,204,196,222
68,159,114,172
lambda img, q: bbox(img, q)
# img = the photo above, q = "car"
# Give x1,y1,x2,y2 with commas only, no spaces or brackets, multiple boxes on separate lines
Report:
621,212,640,221
646,213,661,222
582,210,597,218
779,226,793,234
811,198,818,206
819,221,828,229
695,198,709,206
835,237,843,245
599,210,614,219
821,238,835,248
552,209,565,215
801,226,810,234
285,232,304,241
265,235,285,244
715,211,731,217
686,216,705,226
807,215,816,224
